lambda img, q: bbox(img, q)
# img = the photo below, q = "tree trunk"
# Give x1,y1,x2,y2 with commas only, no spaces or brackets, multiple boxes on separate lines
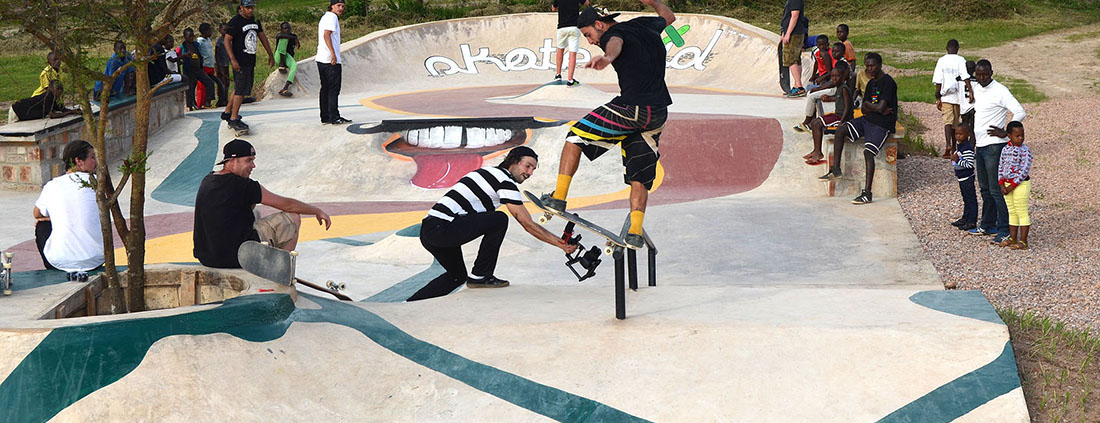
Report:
124,58,153,313
88,83,129,314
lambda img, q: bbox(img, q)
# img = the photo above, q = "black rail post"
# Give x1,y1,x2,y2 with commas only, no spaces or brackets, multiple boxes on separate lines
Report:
627,248,638,291
614,248,625,320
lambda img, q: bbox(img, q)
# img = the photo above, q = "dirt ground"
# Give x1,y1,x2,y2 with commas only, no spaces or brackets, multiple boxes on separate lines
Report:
897,24,1100,423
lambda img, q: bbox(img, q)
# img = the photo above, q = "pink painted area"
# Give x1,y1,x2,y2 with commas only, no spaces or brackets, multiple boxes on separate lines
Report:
411,153,484,189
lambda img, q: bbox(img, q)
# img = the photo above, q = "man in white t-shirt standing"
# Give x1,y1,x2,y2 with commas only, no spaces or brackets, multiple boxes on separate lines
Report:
317,0,350,125
33,140,104,280
932,39,974,159
968,59,1026,245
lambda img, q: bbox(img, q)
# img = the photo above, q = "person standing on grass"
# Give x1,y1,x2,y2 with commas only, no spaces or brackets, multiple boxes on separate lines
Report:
932,39,975,159
223,0,275,133
197,23,226,108
967,59,1026,246
819,53,897,205
997,121,1032,250
317,0,351,125
551,0,589,86
950,122,978,231
779,0,808,97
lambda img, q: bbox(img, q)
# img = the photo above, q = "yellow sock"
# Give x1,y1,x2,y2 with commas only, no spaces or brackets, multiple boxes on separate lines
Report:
629,211,644,235
553,175,572,200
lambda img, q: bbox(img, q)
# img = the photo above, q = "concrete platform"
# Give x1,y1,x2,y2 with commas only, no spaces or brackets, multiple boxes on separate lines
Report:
0,13,1026,422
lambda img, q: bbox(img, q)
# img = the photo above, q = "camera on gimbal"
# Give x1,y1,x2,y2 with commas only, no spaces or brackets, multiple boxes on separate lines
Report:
561,221,602,281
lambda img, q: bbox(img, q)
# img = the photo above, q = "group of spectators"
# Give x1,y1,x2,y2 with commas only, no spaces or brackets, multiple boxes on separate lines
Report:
27,0,352,281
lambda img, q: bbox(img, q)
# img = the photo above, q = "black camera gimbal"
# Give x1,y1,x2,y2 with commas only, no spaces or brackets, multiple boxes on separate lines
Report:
561,221,602,281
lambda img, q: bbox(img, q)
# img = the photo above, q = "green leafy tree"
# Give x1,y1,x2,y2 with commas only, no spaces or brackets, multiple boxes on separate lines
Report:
0,0,223,313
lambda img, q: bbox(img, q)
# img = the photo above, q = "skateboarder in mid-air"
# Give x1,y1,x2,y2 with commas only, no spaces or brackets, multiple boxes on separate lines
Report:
411,147,578,302
193,139,332,268
542,0,675,249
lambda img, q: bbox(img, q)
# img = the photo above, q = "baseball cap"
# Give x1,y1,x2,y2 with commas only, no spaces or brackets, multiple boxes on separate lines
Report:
216,139,256,165
330,0,345,4
577,6,620,28
240,0,255,7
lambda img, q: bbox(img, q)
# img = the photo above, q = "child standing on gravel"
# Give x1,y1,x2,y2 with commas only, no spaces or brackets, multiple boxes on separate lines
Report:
998,121,1032,249
951,122,977,231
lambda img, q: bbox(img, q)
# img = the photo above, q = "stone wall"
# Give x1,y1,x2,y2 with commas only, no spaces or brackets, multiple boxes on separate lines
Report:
0,84,186,191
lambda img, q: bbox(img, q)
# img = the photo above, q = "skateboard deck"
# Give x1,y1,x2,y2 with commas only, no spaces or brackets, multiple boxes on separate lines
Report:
524,191,627,253
237,240,295,286
233,127,250,137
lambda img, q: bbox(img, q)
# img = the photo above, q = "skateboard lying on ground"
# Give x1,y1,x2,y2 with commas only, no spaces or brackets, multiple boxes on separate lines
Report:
237,241,351,301
524,191,627,255
1,251,13,296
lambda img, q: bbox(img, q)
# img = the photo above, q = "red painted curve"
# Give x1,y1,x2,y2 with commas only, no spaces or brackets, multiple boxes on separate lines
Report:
373,85,783,208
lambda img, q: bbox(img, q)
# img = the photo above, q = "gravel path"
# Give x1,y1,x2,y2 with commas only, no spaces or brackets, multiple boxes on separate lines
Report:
897,97,1100,331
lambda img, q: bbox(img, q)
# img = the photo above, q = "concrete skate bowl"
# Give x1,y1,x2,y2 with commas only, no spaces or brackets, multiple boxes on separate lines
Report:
274,12,798,207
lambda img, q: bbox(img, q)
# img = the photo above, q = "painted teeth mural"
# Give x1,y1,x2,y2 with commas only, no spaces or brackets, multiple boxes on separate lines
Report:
348,117,566,189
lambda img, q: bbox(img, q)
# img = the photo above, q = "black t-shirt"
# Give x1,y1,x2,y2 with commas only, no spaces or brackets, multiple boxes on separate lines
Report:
215,35,229,67
180,41,204,75
276,32,298,56
552,0,585,28
193,172,263,268
599,16,673,107
863,73,898,132
780,0,808,35
226,14,263,68
148,44,169,85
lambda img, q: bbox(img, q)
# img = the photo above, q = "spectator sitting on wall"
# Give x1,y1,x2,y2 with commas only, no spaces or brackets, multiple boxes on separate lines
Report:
11,80,80,122
33,140,105,281
32,52,62,97
94,41,136,99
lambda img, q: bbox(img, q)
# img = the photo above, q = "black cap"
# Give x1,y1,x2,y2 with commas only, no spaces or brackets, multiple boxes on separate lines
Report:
577,7,620,28
216,139,255,165
330,0,345,4
241,0,255,6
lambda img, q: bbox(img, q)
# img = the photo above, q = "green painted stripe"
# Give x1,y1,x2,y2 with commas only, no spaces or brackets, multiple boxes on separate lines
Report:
320,237,373,247
363,260,447,303
0,294,296,423
875,342,1021,423
296,294,651,423
909,290,1004,325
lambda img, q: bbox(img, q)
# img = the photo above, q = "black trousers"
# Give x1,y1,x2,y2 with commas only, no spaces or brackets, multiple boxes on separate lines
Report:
35,221,57,270
316,62,342,123
185,70,216,108
409,212,508,301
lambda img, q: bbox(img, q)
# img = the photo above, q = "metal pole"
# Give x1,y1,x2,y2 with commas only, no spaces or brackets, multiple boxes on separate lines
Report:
614,248,625,320
648,248,657,287
627,248,638,291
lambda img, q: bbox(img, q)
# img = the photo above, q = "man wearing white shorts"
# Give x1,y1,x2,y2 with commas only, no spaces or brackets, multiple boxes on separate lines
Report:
552,0,588,86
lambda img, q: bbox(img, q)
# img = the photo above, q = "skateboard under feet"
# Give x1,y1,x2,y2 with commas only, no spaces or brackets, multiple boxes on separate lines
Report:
524,191,627,255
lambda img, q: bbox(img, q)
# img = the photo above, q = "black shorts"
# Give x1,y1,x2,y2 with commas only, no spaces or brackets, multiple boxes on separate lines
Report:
842,117,892,156
233,67,254,96
567,102,667,189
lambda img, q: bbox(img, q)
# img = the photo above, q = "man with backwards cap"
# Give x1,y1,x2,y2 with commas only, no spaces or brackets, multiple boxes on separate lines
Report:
410,147,578,301
193,139,332,268
541,0,675,250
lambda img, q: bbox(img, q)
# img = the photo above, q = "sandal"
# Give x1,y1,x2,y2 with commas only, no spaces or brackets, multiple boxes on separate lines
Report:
805,158,826,165
997,238,1016,247
1009,241,1028,250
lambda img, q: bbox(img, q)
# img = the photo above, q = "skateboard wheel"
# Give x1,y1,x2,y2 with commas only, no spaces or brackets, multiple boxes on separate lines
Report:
2,263,9,269
537,215,549,225
260,241,270,247
290,251,298,257
604,246,615,255
3,252,12,258
3,289,10,296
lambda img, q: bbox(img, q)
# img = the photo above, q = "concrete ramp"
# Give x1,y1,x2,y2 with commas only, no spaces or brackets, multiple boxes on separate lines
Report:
0,12,1029,423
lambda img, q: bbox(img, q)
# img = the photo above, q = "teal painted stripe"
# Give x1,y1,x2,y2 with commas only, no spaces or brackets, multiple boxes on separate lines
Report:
320,237,373,247
363,260,447,303
876,341,1021,423
0,291,646,422
909,290,1004,325
296,294,651,423
0,294,296,423
395,223,421,237
150,105,361,207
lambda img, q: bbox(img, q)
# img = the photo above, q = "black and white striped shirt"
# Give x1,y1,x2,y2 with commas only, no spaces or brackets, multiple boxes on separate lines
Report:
427,166,522,221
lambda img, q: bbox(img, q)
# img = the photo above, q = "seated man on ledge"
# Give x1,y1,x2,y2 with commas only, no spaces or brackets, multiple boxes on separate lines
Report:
32,140,104,281
410,147,577,302
819,52,897,205
11,81,80,122
193,139,332,268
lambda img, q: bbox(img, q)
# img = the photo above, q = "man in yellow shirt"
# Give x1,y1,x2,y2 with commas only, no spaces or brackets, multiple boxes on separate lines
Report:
33,52,62,97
